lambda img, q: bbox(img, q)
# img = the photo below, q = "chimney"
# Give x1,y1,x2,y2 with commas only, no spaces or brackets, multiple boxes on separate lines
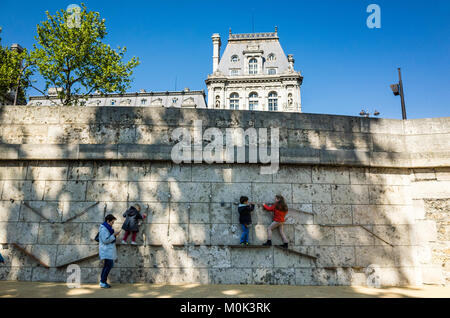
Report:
212,33,221,73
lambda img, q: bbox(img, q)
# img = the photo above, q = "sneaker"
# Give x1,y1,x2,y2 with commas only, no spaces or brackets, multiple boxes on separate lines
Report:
121,240,127,245
245,242,249,246
262,240,272,246
240,242,245,246
130,241,138,246
100,282,111,289
280,243,288,249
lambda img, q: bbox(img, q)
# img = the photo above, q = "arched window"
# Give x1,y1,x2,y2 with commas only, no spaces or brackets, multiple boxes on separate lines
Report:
230,93,239,110
249,58,258,75
268,92,278,111
231,55,239,62
267,53,276,61
249,92,258,110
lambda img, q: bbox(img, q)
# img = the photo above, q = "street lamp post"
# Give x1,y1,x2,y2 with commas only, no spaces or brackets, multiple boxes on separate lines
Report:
390,67,407,120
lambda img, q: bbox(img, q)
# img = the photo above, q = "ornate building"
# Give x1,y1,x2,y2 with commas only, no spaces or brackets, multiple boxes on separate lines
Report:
205,27,303,112
27,88,207,108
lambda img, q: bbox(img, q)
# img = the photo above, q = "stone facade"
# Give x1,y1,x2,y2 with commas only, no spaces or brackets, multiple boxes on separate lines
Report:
0,105,449,286
205,29,303,112
27,89,207,109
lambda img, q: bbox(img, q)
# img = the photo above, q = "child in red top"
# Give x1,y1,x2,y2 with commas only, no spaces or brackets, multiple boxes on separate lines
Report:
262,194,289,248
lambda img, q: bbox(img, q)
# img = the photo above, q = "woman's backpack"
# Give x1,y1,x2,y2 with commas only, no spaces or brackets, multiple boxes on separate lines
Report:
94,232,99,242
0,252,5,263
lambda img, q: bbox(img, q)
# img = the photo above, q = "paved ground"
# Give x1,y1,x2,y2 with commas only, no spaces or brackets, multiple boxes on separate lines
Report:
0,281,449,298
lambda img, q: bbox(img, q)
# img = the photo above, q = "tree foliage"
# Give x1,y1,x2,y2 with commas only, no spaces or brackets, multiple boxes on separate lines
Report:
0,30,31,104
27,3,140,105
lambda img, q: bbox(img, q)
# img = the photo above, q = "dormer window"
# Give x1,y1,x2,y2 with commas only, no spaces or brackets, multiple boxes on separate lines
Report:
268,53,276,61
268,68,277,75
230,69,240,76
249,58,258,75
141,99,147,105
231,55,239,62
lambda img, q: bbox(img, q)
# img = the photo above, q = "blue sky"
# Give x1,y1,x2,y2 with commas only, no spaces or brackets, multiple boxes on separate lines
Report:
0,0,449,119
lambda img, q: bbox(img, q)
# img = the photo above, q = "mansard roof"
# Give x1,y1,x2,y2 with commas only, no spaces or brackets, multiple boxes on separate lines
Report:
217,29,291,75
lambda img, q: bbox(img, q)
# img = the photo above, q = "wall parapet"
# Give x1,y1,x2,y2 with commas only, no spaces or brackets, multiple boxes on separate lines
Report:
0,105,449,168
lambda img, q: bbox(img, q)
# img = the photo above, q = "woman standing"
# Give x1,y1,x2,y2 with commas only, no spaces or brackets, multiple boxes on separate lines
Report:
98,214,121,288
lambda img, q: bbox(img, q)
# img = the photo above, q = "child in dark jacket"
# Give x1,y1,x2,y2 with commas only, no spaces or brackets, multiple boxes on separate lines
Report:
121,204,147,245
238,196,255,245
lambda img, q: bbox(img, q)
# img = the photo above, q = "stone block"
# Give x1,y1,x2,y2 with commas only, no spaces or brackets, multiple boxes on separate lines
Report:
292,184,332,204
68,161,110,181
20,201,63,222
109,162,151,181
312,166,350,184
352,204,415,225
331,184,369,204
372,134,406,153
0,144,19,159
19,144,78,160
150,163,192,182
295,268,337,285
38,223,83,245
273,246,315,268
284,204,314,225
226,165,273,183
61,201,104,223
26,162,68,181
0,266,32,281
211,183,250,203
128,181,170,202
313,246,355,267
189,203,210,223
44,181,87,201
0,162,28,180
189,224,211,245
187,246,232,268
148,247,188,268
272,165,311,184
253,268,296,285
210,203,232,224
294,225,335,245
209,268,253,284
78,144,117,159
0,244,35,266
354,246,396,267
1,180,45,201
144,202,169,224
369,168,411,185
86,181,128,202
312,204,352,224
55,244,99,267
8,222,39,244
421,265,445,285
287,129,321,148
210,224,241,245
335,226,375,246
231,248,273,268
372,225,415,245
369,185,412,205
169,203,190,224
251,183,292,204
0,200,21,222
3,125,48,144
411,181,450,199
349,167,369,185
171,182,210,203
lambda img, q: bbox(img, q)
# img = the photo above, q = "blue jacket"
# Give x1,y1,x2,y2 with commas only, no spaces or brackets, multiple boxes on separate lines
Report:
98,224,117,260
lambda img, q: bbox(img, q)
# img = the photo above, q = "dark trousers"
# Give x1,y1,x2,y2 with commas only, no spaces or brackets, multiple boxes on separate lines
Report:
100,259,114,284
123,231,137,242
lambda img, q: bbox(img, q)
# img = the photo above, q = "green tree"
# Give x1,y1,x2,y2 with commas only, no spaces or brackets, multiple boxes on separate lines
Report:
0,28,32,105
27,3,140,105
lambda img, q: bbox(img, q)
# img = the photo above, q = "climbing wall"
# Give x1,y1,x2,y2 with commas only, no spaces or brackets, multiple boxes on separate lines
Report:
0,106,448,286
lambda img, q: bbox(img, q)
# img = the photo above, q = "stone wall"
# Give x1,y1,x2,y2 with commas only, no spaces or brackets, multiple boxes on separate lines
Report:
0,105,449,286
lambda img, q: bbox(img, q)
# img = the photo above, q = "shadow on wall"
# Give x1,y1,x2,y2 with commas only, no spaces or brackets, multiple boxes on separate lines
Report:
0,105,427,286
